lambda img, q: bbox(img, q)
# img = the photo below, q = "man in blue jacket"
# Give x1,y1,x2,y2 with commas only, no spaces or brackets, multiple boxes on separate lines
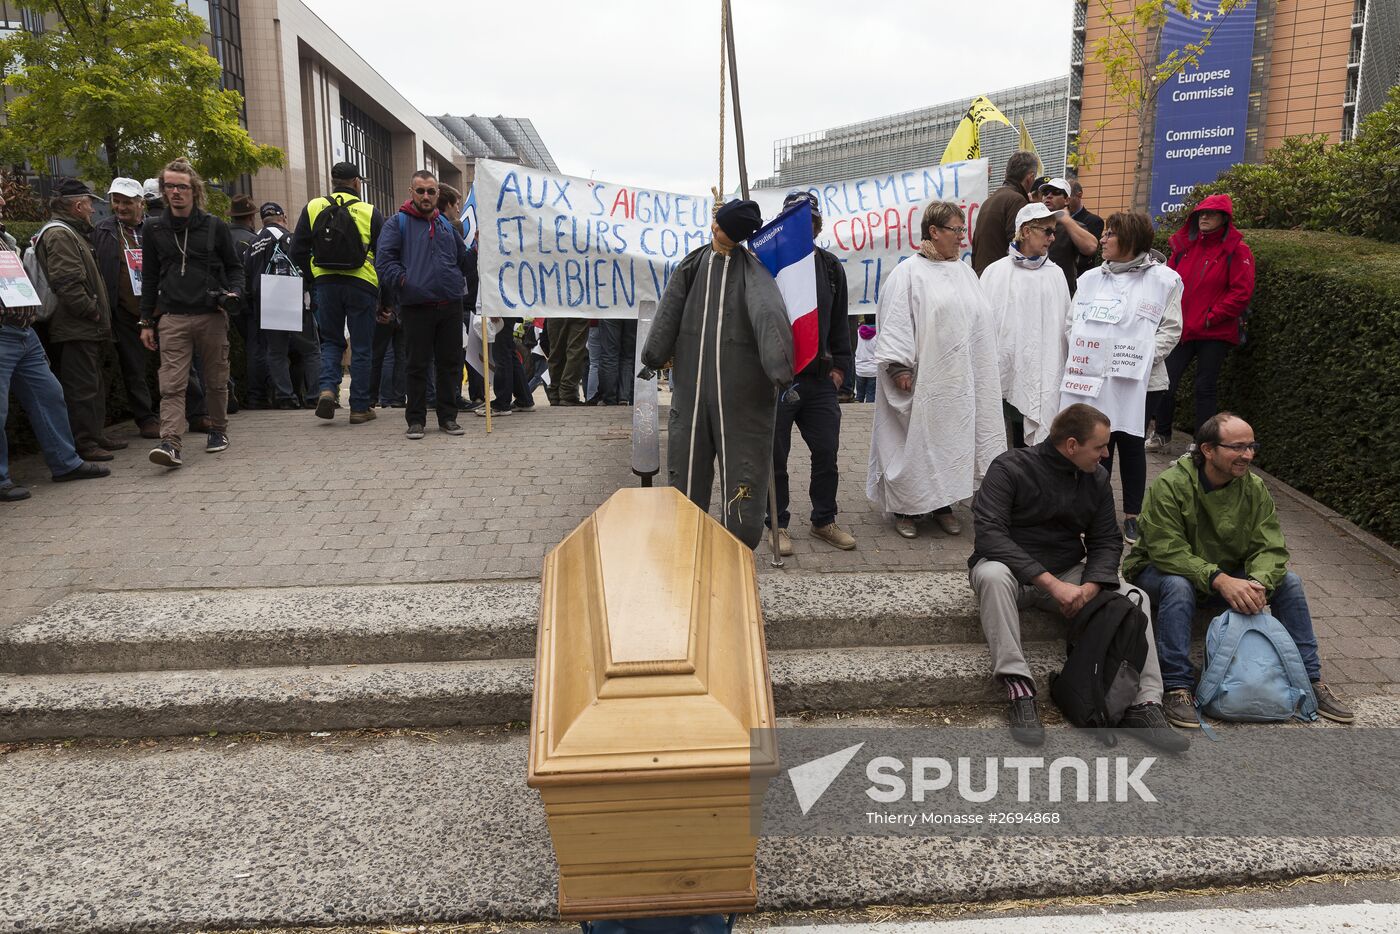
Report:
375,170,474,439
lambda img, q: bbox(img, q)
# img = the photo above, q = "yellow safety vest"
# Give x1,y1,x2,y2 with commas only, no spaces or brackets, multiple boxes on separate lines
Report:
304,192,378,288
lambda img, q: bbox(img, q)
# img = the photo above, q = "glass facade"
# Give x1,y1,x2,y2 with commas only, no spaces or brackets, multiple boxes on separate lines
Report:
340,97,393,208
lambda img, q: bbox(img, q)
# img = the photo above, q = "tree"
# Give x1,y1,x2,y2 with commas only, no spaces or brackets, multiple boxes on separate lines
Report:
0,0,282,185
1070,0,1248,211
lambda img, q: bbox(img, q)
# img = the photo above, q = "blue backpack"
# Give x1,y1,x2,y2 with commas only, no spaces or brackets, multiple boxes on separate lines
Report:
1195,609,1318,723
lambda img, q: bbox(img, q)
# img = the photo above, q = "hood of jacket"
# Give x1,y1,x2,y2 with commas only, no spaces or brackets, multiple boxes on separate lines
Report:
1169,192,1242,256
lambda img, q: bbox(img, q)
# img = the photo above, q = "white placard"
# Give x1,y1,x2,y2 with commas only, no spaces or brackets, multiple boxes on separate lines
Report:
0,250,39,308
1110,338,1152,379
259,274,303,331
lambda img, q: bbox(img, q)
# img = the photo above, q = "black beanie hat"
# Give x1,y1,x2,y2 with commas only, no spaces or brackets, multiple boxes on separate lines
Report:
715,199,763,243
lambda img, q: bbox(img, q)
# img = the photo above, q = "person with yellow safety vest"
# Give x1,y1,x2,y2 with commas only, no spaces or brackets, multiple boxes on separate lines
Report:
289,161,387,424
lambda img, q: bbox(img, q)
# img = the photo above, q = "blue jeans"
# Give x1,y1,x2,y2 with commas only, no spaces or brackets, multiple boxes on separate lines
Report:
0,324,83,484
314,279,378,411
855,375,876,403
1134,564,1322,691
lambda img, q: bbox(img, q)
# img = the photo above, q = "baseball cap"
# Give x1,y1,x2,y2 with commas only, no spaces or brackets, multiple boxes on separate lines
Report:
1015,202,1057,229
1039,177,1072,197
108,177,144,199
259,201,285,220
331,162,363,181
142,179,161,201
782,190,821,217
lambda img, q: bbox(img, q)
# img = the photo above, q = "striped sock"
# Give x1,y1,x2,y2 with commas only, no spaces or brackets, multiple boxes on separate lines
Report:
1003,675,1036,700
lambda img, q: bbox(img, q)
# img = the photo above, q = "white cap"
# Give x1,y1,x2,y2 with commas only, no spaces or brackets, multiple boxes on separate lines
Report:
108,177,143,199
142,178,160,200
1014,202,1056,229
1039,176,1072,196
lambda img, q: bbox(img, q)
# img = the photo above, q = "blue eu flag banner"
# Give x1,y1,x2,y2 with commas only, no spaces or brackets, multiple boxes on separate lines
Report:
460,187,479,246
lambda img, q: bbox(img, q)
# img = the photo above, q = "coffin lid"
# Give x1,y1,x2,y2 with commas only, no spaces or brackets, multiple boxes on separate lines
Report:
528,487,778,785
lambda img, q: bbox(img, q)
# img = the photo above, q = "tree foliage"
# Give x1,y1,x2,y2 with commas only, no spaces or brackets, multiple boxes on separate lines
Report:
1162,85,1400,243
1072,0,1249,209
0,0,282,184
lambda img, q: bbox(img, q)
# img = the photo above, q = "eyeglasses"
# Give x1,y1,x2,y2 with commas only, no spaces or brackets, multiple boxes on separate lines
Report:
163,183,191,192
1214,441,1262,453
414,187,438,196
936,225,967,236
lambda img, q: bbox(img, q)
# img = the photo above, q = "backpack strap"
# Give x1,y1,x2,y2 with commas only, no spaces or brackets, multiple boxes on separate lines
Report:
1195,610,1252,709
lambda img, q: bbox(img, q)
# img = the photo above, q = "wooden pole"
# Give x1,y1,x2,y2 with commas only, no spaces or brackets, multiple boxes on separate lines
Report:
723,0,783,568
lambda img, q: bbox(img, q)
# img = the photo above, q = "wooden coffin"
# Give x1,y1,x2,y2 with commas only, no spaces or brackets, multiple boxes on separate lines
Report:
528,486,779,920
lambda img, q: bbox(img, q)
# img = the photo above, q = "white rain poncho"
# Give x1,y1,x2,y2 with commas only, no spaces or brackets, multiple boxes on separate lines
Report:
980,249,1071,444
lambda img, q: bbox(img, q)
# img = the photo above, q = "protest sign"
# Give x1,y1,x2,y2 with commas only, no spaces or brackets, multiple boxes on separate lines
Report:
0,250,40,308
473,158,989,319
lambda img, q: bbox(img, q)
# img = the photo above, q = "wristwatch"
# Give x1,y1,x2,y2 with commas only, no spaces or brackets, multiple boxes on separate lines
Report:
137,319,155,329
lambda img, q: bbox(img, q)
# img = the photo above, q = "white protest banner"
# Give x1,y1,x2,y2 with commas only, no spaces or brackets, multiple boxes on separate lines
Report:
474,158,989,319
0,250,40,308
259,275,303,332
749,158,988,309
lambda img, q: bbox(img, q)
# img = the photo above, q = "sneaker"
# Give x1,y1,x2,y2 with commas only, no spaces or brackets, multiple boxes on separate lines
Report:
1007,696,1044,747
1123,516,1140,545
348,409,376,424
406,423,425,440
512,402,537,413
1119,702,1190,753
52,462,110,482
205,430,229,453
0,482,31,502
76,447,115,462
315,390,338,420
1144,432,1169,453
1312,681,1355,724
772,527,793,556
1162,688,1199,729
935,511,962,535
811,522,856,550
894,515,917,539
440,420,466,435
475,406,512,417
149,443,182,468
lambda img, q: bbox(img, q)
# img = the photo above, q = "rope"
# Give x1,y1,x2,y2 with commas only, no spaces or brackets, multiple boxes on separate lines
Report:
717,0,727,203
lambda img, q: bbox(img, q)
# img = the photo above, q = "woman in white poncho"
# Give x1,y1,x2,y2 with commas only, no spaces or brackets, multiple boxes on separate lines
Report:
979,202,1072,447
867,200,1006,540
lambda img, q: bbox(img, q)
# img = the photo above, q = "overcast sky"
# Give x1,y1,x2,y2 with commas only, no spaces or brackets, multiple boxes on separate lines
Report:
303,0,1075,195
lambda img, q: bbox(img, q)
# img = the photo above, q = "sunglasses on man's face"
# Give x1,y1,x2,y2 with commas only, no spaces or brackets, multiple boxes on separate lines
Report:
414,187,438,196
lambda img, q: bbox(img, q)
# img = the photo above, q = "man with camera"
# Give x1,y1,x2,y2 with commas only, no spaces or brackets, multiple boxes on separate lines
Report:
138,159,245,468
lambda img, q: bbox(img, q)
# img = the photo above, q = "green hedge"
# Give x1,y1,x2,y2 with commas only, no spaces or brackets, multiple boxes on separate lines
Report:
1159,229,1400,546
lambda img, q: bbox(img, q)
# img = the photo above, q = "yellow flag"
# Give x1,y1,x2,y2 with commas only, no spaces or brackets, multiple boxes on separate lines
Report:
940,95,1014,164
1018,118,1042,174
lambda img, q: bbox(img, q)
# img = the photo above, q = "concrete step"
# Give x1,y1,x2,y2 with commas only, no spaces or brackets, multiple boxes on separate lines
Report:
2,572,1051,675
0,641,1061,742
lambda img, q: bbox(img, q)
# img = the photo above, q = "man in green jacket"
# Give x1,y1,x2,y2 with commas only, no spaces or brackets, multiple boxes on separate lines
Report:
1125,412,1352,726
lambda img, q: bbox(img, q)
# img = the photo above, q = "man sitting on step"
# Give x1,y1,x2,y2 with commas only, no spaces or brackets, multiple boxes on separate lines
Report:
1124,411,1353,727
969,403,1186,751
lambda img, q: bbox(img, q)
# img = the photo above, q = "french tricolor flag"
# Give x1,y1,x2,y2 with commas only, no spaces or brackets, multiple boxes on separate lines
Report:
751,201,819,374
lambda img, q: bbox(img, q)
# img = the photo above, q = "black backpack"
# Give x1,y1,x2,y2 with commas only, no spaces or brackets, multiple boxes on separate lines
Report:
309,194,368,270
1050,590,1149,741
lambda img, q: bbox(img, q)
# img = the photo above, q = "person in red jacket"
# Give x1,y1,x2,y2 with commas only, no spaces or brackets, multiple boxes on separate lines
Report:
1146,193,1256,451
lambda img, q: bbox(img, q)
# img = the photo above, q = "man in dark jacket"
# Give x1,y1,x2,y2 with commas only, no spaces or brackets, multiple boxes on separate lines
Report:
245,202,318,409
228,194,265,409
971,151,1039,275
138,160,245,468
374,169,474,439
969,403,1184,751
35,178,122,461
1037,177,1101,296
767,191,855,554
1068,181,1104,276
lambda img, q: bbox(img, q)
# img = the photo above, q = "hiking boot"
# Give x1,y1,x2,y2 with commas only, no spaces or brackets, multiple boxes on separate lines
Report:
149,443,182,468
1144,432,1169,453
53,462,110,482
138,419,161,440
935,511,962,535
811,522,856,550
1007,696,1044,747
440,420,466,436
205,430,229,453
406,423,425,440
771,527,793,556
1312,681,1355,724
0,482,31,502
1162,688,1199,729
315,391,338,420
894,515,917,539
348,409,376,424
1122,516,1140,545
1119,702,1191,753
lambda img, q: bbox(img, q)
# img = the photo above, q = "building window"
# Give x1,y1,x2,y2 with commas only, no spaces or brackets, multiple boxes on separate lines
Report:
341,97,393,207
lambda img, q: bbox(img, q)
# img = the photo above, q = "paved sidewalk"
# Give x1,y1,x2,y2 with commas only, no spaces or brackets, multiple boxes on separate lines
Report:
3,397,1398,696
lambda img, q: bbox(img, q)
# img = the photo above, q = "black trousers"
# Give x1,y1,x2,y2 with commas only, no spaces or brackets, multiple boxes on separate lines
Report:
371,319,406,405
491,319,531,411
1153,339,1232,440
112,310,157,425
1105,390,1166,515
597,318,637,405
52,339,106,451
402,303,462,425
770,373,841,528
